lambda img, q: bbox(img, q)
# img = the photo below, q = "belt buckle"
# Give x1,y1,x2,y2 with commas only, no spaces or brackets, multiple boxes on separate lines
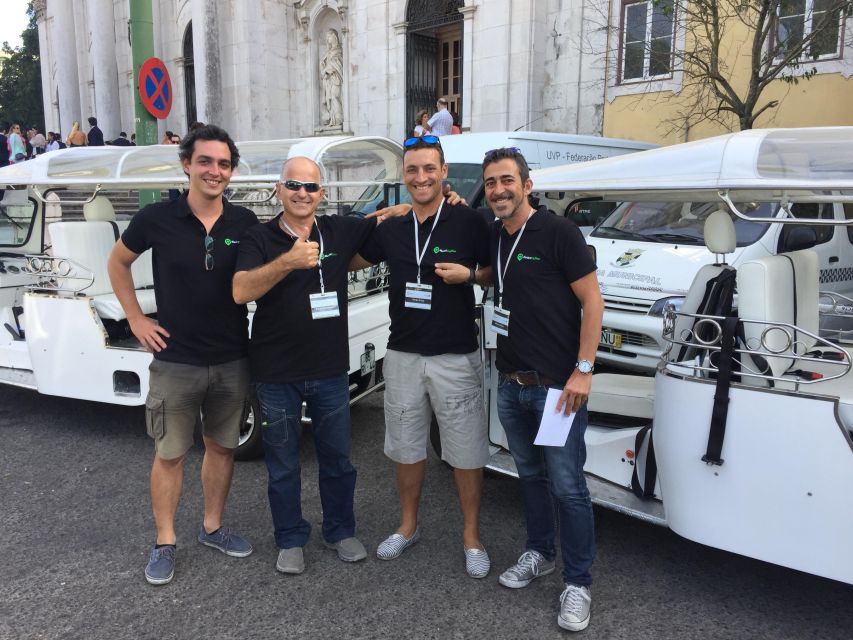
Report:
513,371,539,386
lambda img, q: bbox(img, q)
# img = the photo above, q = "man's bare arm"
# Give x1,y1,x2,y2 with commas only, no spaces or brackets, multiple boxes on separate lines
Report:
107,240,170,352
348,254,374,272
232,240,319,304
556,271,604,415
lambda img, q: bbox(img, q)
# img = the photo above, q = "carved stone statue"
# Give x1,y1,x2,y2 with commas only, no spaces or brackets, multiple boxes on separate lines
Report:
320,29,344,128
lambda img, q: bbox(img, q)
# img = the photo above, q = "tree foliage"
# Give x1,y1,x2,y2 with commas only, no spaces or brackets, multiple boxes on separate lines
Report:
0,4,43,130
658,0,853,131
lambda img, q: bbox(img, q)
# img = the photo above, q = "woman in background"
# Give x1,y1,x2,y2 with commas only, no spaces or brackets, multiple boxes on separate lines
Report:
413,110,429,137
66,121,86,147
7,124,27,162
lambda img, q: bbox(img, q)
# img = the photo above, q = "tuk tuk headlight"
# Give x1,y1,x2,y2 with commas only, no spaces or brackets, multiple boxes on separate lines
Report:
648,296,685,318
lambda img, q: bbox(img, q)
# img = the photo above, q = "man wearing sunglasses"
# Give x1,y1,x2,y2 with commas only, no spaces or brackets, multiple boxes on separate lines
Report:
232,156,376,575
482,147,603,632
108,125,259,585
351,135,493,578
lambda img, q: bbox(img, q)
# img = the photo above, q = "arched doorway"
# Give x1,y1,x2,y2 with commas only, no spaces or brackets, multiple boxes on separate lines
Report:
405,1,464,136
183,23,197,127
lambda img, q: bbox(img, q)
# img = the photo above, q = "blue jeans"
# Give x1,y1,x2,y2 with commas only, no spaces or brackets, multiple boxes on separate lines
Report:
496,374,595,587
256,375,357,549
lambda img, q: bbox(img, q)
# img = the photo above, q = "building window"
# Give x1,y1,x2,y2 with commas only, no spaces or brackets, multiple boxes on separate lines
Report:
621,0,674,82
776,0,843,61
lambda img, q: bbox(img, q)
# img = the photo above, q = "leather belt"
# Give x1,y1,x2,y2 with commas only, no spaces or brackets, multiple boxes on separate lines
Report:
505,371,559,387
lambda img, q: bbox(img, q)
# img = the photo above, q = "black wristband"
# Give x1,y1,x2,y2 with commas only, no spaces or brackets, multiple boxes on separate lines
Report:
467,266,476,285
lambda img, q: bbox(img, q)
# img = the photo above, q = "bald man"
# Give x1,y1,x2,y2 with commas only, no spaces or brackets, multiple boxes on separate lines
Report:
233,157,377,575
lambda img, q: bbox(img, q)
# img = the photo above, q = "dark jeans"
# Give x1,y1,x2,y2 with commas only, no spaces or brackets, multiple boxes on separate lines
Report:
496,374,595,587
256,374,357,549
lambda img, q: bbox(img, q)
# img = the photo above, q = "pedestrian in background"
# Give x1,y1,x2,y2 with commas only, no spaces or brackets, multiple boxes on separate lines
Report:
66,122,86,147
413,110,429,137
87,117,104,146
7,124,27,163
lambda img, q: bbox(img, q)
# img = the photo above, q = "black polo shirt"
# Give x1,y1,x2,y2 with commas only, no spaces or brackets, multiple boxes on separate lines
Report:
358,202,490,356
121,193,258,366
492,206,596,383
236,213,376,383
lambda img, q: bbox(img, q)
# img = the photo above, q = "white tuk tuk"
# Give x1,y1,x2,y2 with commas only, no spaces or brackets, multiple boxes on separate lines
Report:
0,136,403,458
481,128,853,585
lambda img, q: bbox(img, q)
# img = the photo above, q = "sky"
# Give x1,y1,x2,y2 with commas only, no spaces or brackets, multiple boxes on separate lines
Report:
0,0,30,50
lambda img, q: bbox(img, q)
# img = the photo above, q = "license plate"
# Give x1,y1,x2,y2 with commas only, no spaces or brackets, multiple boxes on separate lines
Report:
600,329,622,349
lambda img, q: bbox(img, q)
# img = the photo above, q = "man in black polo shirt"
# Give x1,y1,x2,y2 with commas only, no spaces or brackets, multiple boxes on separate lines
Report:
354,136,493,578
482,148,603,632
108,125,257,585
232,156,373,575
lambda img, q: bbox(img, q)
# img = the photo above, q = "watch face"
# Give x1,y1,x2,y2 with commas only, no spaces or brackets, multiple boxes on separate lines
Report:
577,360,593,374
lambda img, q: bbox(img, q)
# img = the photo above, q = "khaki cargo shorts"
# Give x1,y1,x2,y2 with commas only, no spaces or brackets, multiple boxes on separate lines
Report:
382,349,489,469
145,358,250,460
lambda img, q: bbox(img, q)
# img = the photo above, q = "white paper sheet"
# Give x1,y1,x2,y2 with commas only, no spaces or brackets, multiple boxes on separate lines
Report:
534,388,576,447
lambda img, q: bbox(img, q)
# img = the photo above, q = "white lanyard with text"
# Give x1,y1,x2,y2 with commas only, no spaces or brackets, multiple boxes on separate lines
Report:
492,209,535,337
281,216,340,319
405,200,445,310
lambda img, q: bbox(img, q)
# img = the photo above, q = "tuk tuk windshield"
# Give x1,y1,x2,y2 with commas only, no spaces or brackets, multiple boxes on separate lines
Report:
0,191,36,247
591,201,776,246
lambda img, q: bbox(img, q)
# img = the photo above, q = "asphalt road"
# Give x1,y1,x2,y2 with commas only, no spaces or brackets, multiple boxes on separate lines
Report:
1,385,852,640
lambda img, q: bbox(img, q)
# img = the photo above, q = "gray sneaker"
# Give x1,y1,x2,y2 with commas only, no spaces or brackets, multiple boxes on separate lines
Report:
558,584,591,632
498,550,555,588
276,547,305,574
324,536,367,562
145,545,176,585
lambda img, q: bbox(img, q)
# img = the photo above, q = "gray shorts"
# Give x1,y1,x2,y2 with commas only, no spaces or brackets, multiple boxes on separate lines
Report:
383,349,489,469
145,358,251,460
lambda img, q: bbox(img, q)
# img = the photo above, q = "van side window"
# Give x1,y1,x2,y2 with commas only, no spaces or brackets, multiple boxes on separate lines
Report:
778,203,834,249
845,203,853,244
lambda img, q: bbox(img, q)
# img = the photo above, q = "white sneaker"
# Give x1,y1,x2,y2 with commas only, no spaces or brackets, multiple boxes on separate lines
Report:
558,584,591,632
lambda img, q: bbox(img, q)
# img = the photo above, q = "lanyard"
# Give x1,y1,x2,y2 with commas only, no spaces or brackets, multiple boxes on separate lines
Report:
280,216,327,294
412,199,445,284
496,209,535,307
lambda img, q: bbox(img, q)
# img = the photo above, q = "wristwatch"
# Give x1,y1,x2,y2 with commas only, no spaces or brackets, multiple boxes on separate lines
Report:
576,359,594,375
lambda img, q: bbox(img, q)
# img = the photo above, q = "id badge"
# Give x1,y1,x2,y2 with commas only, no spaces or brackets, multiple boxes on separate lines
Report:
310,291,340,319
404,282,433,310
491,307,510,337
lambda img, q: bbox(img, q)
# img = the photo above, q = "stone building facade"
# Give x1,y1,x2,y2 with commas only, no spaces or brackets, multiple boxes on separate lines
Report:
32,0,609,143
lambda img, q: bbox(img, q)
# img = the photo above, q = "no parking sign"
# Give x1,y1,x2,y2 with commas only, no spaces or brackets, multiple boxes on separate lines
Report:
138,58,173,120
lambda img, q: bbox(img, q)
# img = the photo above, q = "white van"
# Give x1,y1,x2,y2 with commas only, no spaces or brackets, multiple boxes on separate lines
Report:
532,140,853,372
355,132,655,227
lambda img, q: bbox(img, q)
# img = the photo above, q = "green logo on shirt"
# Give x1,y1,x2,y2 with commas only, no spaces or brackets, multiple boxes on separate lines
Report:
433,246,457,254
320,252,338,261
224,238,240,246
516,252,541,262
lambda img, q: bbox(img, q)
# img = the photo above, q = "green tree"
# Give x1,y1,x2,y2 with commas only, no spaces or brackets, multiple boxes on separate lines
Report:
0,4,43,130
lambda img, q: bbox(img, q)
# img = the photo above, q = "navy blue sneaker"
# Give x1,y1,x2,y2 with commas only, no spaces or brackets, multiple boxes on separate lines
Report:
145,545,176,585
197,526,253,557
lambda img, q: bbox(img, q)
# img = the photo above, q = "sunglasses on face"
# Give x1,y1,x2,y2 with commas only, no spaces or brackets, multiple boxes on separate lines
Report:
484,147,522,161
204,235,214,271
404,135,441,148
282,179,322,193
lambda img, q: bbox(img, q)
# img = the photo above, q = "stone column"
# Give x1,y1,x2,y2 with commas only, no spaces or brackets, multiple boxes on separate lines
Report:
86,0,121,139
191,0,223,125
32,1,58,132
50,0,83,133
459,5,477,132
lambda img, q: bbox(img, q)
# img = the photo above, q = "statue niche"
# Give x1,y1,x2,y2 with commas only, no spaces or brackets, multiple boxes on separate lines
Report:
319,29,344,129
